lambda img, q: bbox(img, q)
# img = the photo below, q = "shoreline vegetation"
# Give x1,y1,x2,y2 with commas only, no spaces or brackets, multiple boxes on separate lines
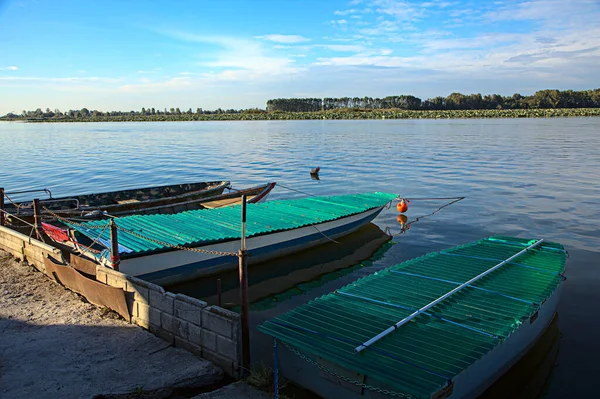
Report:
3,88,600,122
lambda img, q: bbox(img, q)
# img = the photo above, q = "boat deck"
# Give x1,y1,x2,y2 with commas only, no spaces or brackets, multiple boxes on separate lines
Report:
258,236,566,399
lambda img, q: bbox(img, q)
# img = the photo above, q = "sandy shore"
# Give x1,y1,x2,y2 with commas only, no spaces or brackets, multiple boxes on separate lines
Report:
0,251,223,398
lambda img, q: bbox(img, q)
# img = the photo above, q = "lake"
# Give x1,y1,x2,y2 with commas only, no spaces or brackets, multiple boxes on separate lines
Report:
1,119,599,398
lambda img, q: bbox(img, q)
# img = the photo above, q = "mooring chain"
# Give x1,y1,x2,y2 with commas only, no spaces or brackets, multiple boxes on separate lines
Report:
42,206,239,256
114,225,239,257
42,207,110,229
280,341,415,398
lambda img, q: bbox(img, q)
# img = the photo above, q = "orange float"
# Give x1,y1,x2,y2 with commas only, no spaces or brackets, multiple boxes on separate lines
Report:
396,199,409,213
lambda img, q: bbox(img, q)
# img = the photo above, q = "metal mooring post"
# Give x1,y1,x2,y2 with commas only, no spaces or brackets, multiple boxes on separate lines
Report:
32,198,42,239
239,195,250,374
0,187,5,227
273,339,279,399
217,278,222,307
109,219,120,271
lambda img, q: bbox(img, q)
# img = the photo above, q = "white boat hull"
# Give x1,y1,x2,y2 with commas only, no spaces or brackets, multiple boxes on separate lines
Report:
113,205,386,285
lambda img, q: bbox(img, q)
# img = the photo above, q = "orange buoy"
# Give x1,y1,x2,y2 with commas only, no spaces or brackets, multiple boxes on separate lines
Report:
396,199,409,213
397,214,407,227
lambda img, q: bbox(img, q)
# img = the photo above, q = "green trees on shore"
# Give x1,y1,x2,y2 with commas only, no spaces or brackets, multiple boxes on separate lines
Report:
267,89,600,112
2,88,600,122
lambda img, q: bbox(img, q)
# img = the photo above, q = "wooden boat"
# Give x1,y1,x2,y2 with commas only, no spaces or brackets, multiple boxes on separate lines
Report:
48,192,398,285
259,236,567,399
3,180,233,222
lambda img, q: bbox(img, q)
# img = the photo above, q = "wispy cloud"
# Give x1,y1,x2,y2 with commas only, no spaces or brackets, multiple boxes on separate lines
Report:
0,66,18,71
137,68,162,74
254,34,310,44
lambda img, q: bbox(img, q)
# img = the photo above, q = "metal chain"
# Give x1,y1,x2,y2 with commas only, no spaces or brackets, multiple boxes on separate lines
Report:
280,341,415,398
114,225,239,257
43,206,238,256
42,207,110,229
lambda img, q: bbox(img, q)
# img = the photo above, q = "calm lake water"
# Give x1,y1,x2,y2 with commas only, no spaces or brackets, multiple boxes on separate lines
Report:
1,119,599,398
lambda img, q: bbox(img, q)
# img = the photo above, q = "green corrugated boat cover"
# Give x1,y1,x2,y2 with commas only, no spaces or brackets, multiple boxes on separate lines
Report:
67,192,398,256
259,236,566,399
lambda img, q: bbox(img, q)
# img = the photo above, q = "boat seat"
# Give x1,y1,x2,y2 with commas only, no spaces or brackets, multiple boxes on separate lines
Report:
116,199,140,204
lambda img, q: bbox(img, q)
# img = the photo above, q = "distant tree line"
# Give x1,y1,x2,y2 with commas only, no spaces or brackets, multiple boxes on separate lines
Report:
266,89,600,112
2,88,600,121
2,106,267,120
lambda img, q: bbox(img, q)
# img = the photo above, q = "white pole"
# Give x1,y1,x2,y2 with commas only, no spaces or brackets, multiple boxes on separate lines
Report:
355,239,544,353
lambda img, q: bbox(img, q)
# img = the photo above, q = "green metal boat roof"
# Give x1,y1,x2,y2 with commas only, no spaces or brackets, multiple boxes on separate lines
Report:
259,236,566,399
67,192,398,256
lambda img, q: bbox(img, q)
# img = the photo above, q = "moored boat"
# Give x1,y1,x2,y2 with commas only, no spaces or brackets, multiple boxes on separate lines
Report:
259,236,567,399
3,180,231,222
50,192,399,285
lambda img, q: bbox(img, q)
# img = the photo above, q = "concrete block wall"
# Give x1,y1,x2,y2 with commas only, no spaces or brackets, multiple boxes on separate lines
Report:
0,226,242,377
98,266,242,377
0,226,63,273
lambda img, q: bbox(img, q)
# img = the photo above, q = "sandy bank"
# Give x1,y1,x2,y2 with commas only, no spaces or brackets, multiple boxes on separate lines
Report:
0,251,223,399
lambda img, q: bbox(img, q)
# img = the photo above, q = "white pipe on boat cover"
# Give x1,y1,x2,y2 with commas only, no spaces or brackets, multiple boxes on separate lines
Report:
354,239,544,353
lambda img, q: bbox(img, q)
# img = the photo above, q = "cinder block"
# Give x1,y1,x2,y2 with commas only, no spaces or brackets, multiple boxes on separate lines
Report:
149,324,175,345
174,336,203,357
132,316,150,329
126,275,165,294
96,267,108,284
125,281,149,304
137,301,161,326
175,293,208,308
189,324,202,347
201,330,217,352
162,313,190,339
202,349,236,377
174,297,202,325
202,307,235,338
209,306,241,321
106,273,127,289
217,335,239,361
149,290,174,313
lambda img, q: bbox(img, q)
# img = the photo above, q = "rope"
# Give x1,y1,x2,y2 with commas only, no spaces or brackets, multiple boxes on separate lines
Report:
311,224,340,244
387,197,465,237
276,184,316,198
0,209,37,228
403,197,465,201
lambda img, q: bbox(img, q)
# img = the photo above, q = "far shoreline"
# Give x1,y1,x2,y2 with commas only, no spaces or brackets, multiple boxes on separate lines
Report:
2,108,600,123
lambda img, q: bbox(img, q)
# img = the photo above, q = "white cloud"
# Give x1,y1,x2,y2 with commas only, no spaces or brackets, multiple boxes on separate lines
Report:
321,44,366,52
254,34,310,43
334,8,359,15
0,66,18,71
137,68,162,74
156,30,304,79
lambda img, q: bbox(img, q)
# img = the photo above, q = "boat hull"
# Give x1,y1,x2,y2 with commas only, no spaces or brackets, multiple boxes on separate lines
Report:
4,180,230,221
123,205,386,285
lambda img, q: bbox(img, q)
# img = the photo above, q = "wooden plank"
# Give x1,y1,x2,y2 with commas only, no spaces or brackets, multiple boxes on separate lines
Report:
44,256,130,321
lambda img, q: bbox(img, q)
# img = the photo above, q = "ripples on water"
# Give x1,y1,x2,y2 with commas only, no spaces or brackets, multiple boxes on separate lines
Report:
1,119,599,398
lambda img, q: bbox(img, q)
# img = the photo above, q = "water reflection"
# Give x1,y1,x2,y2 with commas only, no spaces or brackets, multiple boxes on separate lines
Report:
168,223,392,307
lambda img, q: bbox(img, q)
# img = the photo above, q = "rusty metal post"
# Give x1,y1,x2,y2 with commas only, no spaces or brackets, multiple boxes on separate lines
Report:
109,219,120,271
217,278,222,307
33,198,42,238
238,195,250,373
0,187,4,227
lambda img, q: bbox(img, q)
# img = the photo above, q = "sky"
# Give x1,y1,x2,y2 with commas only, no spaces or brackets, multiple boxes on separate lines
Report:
0,0,599,114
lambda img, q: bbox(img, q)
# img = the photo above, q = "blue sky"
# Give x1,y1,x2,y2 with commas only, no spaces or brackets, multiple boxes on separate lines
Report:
1,0,599,114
